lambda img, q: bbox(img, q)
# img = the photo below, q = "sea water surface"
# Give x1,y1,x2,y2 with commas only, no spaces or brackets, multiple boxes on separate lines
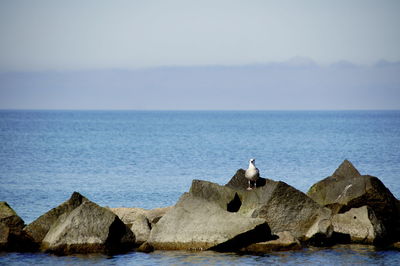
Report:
1,110,400,264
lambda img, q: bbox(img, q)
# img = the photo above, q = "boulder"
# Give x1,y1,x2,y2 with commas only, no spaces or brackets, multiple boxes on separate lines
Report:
225,170,332,241
241,231,301,252
148,187,273,251
307,160,400,243
42,201,135,255
1,201,24,251
0,201,36,251
331,206,385,244
24,192,88,244
110,208,151,245
137,241,154,253
0,202,25,231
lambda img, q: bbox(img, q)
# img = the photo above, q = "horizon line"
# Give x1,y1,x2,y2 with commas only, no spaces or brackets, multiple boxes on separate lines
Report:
1,58,400,73
1,108,399,112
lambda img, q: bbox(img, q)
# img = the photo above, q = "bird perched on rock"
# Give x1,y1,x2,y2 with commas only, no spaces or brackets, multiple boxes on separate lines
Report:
245,158,260,190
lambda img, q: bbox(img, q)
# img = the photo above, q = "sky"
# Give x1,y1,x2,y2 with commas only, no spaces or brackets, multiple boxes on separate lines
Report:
0,0,399,109
1,0,399,70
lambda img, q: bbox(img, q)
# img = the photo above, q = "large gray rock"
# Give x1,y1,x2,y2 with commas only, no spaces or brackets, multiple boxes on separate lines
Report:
1,201,35,251
307,160,400,243
225,170,332,241
331,206,385,244
148,184,273,251
24,192,88,244
42,201,135,255
0,202,25,231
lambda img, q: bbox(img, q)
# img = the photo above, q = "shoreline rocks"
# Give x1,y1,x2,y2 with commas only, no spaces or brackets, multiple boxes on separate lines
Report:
1,160,399,255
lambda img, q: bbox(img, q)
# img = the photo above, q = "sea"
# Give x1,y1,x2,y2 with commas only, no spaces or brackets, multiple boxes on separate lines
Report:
1,110,400,265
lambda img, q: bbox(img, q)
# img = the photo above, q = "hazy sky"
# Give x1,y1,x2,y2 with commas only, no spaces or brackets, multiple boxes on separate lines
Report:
1,0,400,71
0,0,399,110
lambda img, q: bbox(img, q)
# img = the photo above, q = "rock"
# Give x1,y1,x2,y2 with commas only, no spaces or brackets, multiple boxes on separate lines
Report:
22,192,135,255
307,160,400,243
24,192,88,244
0,223,9,249
225,170,332,241
110,208,151,245
0,202,25,231
0,201,36,251
392,242,400,250
226,169,267,191
250,182,332,241
148,187,273,251
137,241,154,253
331,206,385,244
42,200,135,255
241,231,301,252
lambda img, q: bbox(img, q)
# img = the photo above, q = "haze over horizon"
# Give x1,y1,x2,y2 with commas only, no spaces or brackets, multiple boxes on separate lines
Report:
0,0,399,110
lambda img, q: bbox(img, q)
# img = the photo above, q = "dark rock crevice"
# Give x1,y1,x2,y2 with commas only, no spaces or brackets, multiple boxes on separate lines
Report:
106,217,136,254
227,193,242,212
210,223,273,252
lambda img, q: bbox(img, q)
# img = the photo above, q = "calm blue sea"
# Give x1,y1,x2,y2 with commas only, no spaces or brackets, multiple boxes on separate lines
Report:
1,110,400,264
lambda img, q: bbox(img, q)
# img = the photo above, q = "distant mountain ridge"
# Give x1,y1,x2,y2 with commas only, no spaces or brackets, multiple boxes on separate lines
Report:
1,59,399,110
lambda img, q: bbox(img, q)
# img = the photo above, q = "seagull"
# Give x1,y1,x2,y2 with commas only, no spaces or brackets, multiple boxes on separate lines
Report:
245,158,260,190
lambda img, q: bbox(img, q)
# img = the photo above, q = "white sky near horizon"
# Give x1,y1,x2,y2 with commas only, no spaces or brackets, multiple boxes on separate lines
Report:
0,0,399,71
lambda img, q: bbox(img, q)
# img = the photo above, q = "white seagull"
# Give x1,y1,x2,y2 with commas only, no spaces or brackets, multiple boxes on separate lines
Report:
245,158,260,190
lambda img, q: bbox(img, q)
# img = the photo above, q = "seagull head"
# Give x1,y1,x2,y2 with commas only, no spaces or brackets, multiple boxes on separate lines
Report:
250,158,255,164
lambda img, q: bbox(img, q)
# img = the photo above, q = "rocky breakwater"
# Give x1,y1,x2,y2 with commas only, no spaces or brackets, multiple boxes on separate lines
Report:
1,160,400,255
